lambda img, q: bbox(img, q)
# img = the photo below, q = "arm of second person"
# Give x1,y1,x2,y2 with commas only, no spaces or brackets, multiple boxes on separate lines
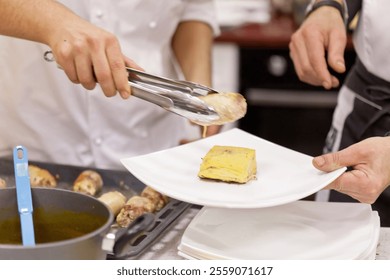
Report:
172,20,221,138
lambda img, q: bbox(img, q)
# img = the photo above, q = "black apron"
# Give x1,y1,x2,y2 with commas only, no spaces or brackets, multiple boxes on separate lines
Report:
325,58,390,226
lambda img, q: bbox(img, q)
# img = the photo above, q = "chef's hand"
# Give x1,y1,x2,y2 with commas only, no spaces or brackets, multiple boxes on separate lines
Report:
289,6,347,89
2,0,143,98
313,137,390,204
48,18,142,99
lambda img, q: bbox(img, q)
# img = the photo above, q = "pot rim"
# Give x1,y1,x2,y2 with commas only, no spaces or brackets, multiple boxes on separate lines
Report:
0,187,114,249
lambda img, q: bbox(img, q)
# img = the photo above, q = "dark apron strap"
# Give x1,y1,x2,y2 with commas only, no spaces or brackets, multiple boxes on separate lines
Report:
343,58,390,139
358,85,390,139
347,58,390,95
346,0,362,26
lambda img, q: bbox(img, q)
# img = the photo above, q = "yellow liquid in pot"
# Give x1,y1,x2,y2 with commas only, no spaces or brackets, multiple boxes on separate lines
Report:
0,207,107,245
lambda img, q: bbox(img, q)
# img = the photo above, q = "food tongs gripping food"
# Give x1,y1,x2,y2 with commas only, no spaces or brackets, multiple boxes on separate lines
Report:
43,50,220,124
127,68,220,125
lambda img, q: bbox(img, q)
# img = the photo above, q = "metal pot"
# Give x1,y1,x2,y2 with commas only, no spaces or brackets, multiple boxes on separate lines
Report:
0,187,153,259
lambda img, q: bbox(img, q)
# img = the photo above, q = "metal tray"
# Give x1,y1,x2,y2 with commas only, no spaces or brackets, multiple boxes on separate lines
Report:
0,158,191,259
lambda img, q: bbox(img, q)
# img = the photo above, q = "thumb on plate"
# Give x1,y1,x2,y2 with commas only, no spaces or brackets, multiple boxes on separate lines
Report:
312,146,359,172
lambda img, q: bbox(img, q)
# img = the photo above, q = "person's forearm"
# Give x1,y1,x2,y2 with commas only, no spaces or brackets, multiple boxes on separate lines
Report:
172,21,221,136
0,0,83,45
1,0,136,98
171,21,213,86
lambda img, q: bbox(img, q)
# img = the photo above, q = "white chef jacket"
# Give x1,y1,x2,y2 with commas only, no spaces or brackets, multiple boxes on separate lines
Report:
0,0,219,170
353,0,390,82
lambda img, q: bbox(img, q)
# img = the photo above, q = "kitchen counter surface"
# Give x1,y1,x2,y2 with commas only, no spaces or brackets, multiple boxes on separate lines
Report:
137,205,390,260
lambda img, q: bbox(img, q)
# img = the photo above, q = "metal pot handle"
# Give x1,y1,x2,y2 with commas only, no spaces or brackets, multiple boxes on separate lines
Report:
102,213,155,260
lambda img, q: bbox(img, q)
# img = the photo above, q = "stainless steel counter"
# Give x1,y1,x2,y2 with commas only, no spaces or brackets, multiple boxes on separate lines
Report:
137,206,390,260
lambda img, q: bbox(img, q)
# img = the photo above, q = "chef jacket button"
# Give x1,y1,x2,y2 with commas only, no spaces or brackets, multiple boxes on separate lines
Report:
149,21,157,28
96,10,103,18
94,138,103,145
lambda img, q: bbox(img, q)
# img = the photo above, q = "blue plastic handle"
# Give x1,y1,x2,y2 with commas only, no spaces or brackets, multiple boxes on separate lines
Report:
13,146,36,246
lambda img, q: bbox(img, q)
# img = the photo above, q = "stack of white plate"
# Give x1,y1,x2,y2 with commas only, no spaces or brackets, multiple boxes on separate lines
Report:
178,201,380,260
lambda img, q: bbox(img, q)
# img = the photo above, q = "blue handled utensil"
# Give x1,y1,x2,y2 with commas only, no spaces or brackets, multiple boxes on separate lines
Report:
13,146,36,246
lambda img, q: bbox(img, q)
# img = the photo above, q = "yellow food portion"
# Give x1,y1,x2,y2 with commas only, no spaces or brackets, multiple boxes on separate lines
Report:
198,145,257,184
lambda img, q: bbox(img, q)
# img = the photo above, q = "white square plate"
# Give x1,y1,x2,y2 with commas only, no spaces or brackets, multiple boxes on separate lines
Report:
121,128,345,208
178,201,378,260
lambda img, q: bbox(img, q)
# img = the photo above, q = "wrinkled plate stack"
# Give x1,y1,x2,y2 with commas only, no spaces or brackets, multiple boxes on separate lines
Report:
178,201,380,260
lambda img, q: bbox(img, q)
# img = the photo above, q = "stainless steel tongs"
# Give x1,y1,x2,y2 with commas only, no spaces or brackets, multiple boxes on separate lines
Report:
127,68,220,124
43,50,221,124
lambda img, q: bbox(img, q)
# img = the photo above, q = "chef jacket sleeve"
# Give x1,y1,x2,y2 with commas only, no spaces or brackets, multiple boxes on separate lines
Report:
180,0,221,37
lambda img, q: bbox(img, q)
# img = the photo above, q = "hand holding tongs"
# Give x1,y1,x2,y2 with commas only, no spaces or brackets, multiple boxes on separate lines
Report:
43,51,227,125
126,68,220,125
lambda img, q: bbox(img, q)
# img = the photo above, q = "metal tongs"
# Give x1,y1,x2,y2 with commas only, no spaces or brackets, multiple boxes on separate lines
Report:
43,50,220,124
127,68,220,124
